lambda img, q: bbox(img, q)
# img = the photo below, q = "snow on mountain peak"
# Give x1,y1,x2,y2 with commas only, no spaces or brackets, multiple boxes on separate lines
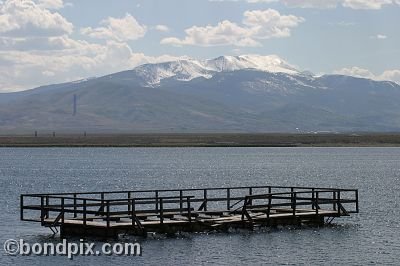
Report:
133,59,212,86
204,55,299,74
133,55,301,86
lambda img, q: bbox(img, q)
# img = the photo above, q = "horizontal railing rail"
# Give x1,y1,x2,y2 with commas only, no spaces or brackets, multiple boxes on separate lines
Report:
21,185,357,197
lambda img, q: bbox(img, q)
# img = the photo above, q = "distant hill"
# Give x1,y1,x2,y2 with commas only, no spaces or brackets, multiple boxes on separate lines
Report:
1,55,400,133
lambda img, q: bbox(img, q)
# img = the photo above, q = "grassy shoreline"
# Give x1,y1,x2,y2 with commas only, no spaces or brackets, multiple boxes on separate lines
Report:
1,133,400,147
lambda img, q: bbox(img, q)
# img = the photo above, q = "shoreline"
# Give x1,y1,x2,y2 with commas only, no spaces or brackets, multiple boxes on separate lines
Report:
1,133,400,147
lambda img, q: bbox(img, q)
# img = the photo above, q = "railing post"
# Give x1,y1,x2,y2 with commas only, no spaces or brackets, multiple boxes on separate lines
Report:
20,195,24,220
267,194,271,219
61,198,65,224
83,199,87,227
155,191,159,212
312,188,315,210
106,200,110,229
241,196,247,221
316,192,319,215
101,192,105,212
159,198,164,224
128,192,131,213
179,190,183,212
290,188,294,210
45,196,49,219
131,198,136,226
355,190,359,213
268,186,271,194
73,193,77,218
227,188,231,210
337,190,341,215
187,197,192,222
333,191,337,211
203,189,208,211
249,187,253,206
292,192,296,216
40,196,44,225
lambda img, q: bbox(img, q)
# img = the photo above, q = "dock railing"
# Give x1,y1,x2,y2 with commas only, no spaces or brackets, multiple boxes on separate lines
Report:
20,185,358,234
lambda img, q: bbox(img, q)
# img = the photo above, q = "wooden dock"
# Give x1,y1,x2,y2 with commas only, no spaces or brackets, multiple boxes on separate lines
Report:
20,185,359,238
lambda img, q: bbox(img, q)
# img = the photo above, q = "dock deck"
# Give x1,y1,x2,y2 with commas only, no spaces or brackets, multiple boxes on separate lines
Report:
21,185,359,237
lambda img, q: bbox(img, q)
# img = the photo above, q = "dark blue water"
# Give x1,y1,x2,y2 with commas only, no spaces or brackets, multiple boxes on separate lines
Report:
1,147,399,265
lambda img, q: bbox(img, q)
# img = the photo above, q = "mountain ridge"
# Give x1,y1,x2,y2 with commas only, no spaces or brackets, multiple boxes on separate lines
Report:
1,55,400,133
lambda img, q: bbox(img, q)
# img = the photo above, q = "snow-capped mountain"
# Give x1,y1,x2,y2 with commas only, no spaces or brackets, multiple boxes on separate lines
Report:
1,55,400,133
204,55,300,74
133,55,300,86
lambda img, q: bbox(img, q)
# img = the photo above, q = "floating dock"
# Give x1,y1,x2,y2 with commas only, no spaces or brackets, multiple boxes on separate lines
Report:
21,185,359,238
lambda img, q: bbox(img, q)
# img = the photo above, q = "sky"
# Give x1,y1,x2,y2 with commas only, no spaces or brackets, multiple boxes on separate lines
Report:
0,0,399,92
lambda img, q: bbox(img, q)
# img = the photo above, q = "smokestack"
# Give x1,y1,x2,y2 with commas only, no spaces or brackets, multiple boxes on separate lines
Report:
73,94,77,116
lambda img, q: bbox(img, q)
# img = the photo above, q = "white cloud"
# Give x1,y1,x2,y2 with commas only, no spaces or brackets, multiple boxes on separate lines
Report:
342,0,392,9
211,0,398,9
243,9,305,38
334,67,400,84
209,0,278,2
161,9,304,47
0,2,181,91
0,0,73,36
246,0,277,2
379,70,400,84
36,0,64,9
329,21,357,27
161,20,260,47
42,70,55,76
154,24,170,32
370,34,387,39
0,40,184,91
334,67,375,79
80,13,147,42
281,0,339,9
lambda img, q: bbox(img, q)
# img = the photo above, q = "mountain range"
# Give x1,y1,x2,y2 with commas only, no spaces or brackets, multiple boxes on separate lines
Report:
1,55,400,133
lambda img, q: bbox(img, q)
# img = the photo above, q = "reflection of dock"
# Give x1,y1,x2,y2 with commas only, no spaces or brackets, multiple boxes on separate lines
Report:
21,185,359,238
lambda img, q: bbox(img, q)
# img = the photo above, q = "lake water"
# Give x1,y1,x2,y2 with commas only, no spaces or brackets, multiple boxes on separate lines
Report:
1,147,399,265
